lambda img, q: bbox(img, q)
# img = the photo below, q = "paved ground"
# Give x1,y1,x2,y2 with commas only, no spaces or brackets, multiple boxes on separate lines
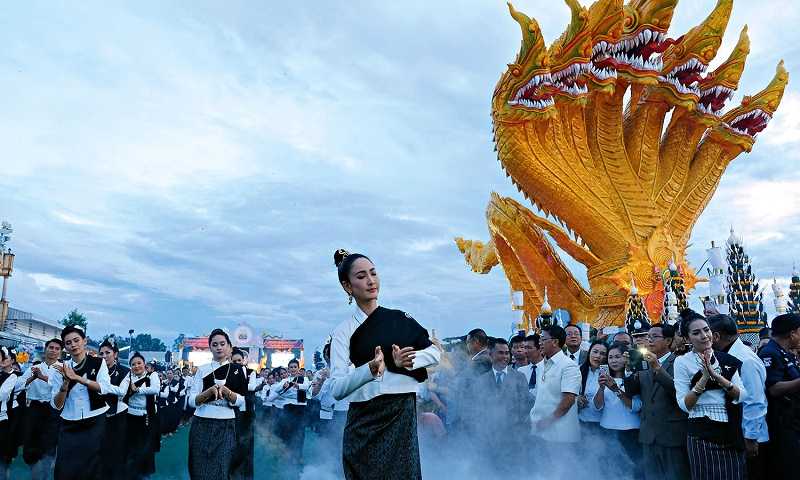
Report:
9,418,324,479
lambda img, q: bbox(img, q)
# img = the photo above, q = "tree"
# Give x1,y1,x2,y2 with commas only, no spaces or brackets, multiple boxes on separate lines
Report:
62,309,88,332
131,333,167,352
725,229,767,345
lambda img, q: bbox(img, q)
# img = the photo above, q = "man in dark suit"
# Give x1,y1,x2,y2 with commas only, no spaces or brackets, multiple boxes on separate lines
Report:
624,323,689,480
450,328,492,435
564,324,587,365
475,338,529,468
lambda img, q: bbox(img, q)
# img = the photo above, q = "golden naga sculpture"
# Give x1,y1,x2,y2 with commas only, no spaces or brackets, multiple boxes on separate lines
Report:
456,0,788,328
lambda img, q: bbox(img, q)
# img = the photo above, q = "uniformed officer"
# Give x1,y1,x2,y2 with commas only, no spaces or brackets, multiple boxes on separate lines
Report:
758,313,800,478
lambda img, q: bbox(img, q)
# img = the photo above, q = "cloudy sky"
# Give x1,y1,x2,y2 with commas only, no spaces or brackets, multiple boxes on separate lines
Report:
1,0,798,351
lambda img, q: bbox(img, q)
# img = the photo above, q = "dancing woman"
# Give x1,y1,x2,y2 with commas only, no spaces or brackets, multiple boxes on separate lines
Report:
99,337,130,478
187,329,248,480
327,249,441,480
51,325,112,480
674,310,746,480
124,352,160,480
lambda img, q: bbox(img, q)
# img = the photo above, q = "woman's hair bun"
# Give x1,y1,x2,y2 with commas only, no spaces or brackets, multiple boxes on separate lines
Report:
334,249,350,268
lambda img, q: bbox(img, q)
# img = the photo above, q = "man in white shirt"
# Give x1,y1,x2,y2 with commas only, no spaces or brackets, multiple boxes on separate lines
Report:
710,314,769,479
268,359,311,464
530,325,582,449
518,334,542,403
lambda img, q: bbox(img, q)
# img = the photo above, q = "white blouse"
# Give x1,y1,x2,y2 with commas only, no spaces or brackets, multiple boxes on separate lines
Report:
593,377,642,430
127,372,160,416
579,368,602,423
188,360,246,420
49,359,112,421
674,351,746,423
327,305,441,403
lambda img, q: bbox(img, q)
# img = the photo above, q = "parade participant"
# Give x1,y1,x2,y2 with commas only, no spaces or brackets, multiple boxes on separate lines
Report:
231,348,260,480
98,337,131,478
530,325,582,456
267,358,310,464
624,324,689,480
593,343,642,473
674,311,746,480
20,338,62,480
577,340,608,434
565,324,587,364
327,249,440,480
758,313,800,478
187,328,247,480
124,351,160,480
159,369,183,435
182,366,195,422
0,347,19,480
51,325,112,480
709,314,769,480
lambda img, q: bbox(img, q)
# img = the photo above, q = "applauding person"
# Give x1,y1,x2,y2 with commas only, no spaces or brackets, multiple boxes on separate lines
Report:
124,352,160,480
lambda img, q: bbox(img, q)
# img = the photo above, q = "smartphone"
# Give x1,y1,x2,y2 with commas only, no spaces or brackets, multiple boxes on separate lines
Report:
599,364,609,377
628,348,649,371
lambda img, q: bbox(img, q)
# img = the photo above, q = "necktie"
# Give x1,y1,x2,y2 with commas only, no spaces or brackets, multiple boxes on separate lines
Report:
495,372,503,386
570,353,576,361
528,365,536,388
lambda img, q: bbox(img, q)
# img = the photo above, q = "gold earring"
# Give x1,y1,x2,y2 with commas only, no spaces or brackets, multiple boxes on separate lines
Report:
348,293,353,304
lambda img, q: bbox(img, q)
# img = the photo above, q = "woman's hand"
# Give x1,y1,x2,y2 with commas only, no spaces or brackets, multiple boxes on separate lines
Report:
392,345,416,369
368,346,385,378
577,394,589,409
597,371,607,389
220,386,237,403
199,386,220,404
643,350,661,371
701,350,718,381
62,365,81,383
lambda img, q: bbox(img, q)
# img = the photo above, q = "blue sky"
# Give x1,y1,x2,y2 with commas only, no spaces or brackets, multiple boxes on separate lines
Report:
1,1,798,351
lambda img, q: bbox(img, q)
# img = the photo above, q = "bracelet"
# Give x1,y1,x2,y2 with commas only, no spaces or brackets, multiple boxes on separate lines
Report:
692,386,704,395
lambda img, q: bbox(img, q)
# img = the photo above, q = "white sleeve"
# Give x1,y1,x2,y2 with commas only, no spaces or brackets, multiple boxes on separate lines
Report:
409,343,441,371
674,357,691,414
188,371,203,409
105,372,130,397
561,363,581,395
0,375,15,403
139,373,161,396
247,372,262,392
328,326,374,401
49,368,64,405
96,362,112,395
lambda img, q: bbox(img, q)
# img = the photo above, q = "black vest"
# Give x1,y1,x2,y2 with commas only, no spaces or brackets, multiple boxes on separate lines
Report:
201,363,248,403
103,363,130,415
68,356,107,411
0,370,19,415
123,374,158,418
349,307,432,383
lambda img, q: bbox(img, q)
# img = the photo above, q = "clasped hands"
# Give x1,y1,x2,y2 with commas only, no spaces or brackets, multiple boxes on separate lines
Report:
367,345,416,378
199,384,237,404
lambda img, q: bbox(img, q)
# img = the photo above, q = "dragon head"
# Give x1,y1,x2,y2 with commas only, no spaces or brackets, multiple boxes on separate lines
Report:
656,0,733,109
694,25,750,123
548,0,593,103
612,0,679,84
709,60,789,152
586,0,623,94
493,3,555,122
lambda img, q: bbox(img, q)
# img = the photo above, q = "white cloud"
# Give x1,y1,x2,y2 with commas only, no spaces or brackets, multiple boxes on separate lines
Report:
27,272,106,294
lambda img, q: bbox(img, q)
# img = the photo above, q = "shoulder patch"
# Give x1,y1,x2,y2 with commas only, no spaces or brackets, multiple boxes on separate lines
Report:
762,357,772,367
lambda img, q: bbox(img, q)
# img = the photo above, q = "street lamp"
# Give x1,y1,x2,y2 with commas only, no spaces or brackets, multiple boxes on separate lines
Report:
129,329,135,363
0,222,14,332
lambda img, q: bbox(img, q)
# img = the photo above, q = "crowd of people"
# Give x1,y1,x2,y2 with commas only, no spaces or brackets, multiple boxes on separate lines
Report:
0,258,799,480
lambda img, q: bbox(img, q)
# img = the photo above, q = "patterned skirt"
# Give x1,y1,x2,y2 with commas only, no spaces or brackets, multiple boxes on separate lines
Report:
188,416,236,480
343,393,420,480
687,435,746,480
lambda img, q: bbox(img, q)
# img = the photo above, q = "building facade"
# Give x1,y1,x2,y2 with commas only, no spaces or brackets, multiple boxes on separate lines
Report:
0,307,62,350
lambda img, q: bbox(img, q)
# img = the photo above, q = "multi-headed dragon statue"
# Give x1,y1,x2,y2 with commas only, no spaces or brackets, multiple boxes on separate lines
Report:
456,0,788,327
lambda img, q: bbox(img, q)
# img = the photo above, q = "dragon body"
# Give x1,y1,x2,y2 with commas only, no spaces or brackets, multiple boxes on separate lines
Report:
457,0,788,327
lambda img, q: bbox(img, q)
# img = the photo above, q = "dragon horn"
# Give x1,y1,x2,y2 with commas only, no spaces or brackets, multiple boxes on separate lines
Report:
507,2,543,62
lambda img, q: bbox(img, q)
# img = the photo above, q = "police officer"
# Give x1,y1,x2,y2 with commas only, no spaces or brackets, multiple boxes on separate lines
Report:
758,313,800,477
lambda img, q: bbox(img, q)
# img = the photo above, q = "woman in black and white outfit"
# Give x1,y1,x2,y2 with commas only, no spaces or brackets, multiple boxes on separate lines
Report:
124,352,160,480
0,346,19,480
267,358,310,464
674,310,746,480
51,325,112,480
230,348,262,480
99,337,130,478
327,249,441,480
187,328,247,480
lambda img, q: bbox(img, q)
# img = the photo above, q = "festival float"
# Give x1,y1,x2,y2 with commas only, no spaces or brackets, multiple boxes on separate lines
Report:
455,0,788,330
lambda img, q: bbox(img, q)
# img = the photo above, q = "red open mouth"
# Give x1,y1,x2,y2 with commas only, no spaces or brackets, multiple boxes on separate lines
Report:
509,72,556,109
697,84,734,116
658,57,706,97
726,109,772,138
